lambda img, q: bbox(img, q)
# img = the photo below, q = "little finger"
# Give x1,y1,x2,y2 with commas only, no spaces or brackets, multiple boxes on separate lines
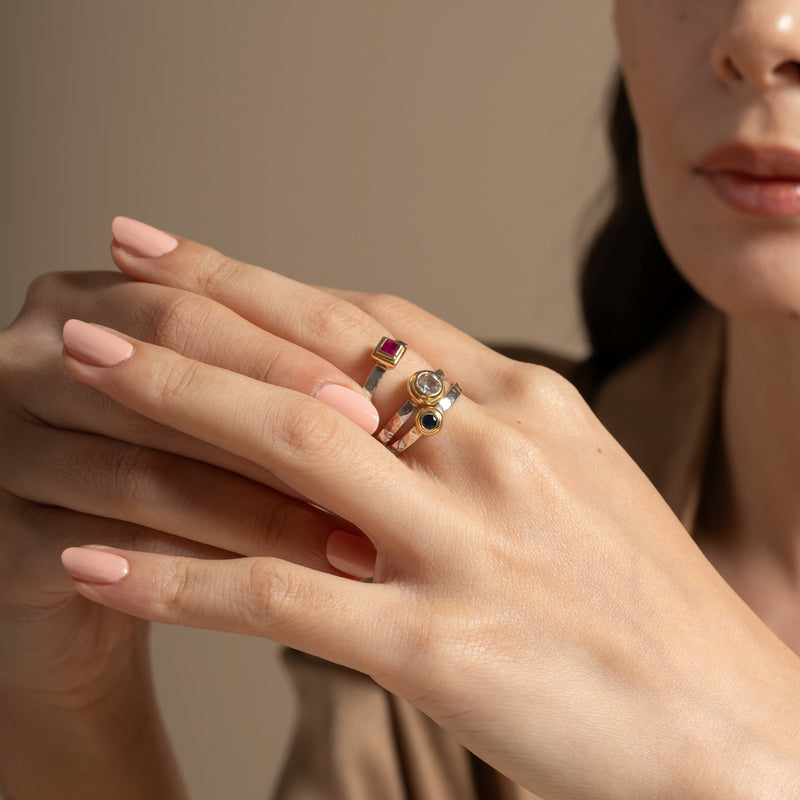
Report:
61,545,402,680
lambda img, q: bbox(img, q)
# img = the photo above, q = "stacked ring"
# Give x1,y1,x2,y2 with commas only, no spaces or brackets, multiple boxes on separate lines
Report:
363,336,407,397
376,369,447,445
389,382,462,455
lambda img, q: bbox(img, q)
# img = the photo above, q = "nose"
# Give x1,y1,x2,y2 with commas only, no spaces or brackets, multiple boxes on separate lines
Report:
711,1,800,88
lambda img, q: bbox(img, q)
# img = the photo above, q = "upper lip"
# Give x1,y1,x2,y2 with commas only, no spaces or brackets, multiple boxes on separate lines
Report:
695,143,800,180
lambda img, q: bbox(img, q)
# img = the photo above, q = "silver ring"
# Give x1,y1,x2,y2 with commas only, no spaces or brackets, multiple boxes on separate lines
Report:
363,337,407,397
389,382,462,455
376,369,446,445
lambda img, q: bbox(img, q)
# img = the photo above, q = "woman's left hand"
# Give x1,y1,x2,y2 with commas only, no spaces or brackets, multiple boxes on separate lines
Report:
60,230,800,800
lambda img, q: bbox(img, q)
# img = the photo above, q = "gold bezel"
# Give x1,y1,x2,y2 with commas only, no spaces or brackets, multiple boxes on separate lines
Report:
415,407,444,436
408,370,446,405
371,336,407,368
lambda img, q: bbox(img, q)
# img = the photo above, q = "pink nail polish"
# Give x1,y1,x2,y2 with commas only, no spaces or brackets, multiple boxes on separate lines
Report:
326,531,376,580
62,547,130,584
315,384,380,434
111,216,178,258
63,319,134,367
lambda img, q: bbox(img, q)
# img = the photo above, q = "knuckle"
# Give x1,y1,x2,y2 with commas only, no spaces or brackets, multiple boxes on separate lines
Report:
193,250,241,297
240,559,299,631
300,295,367,345
155,554,305,631
144,292,215,353
267,395,345,462
17,271,132,328
155,558,195,623
359,292,433,336
156,357,205,406
356,292,412,320
21,271,65,314
108,447,171,512
508,362,584,410
249,344,285,387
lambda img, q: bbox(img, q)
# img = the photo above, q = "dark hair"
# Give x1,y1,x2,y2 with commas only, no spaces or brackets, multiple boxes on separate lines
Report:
580,75,697,376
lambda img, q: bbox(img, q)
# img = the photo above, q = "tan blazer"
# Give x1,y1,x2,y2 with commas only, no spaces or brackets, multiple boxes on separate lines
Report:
272,303,724,800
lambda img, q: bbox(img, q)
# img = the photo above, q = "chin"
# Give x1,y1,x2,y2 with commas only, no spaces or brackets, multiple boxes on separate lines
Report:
672,247,800,324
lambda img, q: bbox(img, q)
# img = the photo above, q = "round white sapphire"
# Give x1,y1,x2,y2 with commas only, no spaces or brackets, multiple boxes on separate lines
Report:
415,371,443,397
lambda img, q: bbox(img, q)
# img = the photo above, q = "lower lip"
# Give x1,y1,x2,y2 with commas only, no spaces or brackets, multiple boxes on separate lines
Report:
702,171,800,217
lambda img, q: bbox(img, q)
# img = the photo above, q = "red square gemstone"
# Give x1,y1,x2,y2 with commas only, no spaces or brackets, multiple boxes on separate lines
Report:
380,338,401,357
372,336,406,367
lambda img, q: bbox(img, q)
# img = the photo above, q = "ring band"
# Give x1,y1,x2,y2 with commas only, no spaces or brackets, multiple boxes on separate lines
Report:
389,382,462,455
363,336,407,397
376,369,447,445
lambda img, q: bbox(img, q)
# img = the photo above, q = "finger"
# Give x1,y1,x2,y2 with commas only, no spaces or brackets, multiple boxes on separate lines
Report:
1,491,237,601
320,287,533,404
109,219,469,423
19,270,379,434
61,544,402,679
61,320,432,544
5,424,353,572
109,218,419,380
4,339,304,502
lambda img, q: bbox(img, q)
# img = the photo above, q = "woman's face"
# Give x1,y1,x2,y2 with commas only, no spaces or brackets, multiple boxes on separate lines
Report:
615,0,800,320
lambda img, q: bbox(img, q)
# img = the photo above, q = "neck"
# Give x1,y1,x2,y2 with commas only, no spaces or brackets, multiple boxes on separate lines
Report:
703,315,800,579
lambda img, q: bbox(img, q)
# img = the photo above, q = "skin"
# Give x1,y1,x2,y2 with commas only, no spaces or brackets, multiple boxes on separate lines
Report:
54,241,800,799
0,265,376,798
4,1,800,798
616,0,800,647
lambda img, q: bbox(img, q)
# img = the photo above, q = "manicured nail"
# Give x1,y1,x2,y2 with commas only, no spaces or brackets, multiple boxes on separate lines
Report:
111,216,178,258
326,530,376,580
63,319,134,367
315,384,380,434
62,546,130,585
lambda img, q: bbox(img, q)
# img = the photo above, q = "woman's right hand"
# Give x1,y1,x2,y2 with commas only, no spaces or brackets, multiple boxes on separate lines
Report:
0,245,379,709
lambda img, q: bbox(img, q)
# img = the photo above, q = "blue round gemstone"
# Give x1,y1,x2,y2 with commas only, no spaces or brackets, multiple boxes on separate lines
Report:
420,412,439,431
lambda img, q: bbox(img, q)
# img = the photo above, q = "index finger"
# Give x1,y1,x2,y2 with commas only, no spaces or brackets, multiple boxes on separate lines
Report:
109,217,393,376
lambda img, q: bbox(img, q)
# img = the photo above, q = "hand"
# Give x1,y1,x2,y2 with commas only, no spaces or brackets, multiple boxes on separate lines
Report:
58,224,800,799
0,233,379,706
0,222,388,797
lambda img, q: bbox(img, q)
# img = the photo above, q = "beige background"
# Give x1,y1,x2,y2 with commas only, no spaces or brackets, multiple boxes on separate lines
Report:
1,2,615,797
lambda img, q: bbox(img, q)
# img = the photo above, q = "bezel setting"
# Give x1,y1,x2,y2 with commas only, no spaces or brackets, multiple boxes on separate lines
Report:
415,407,444,436
371,336,407,368
408,370,446,405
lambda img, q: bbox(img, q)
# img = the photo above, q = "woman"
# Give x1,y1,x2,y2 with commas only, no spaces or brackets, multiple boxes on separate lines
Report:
2,1,800,797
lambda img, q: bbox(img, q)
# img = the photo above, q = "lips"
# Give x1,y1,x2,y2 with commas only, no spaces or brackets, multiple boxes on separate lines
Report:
695,143,800,217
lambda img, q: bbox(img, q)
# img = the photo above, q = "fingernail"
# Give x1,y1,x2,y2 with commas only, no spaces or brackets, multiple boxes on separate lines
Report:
63,319,134,367
111,216,178,258
315,384,380,434
62,546,130,585
326,531,376,580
